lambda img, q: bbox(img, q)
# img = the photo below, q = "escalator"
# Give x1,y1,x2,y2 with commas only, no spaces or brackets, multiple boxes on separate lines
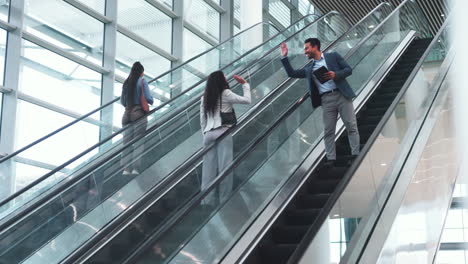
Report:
108,1,445,264
58,2,432,264
234,9,451,264
0,10,361,264
244,37,432,264
0,5,399,264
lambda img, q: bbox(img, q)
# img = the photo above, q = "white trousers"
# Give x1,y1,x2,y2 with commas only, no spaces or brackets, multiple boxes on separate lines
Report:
202,127,233,205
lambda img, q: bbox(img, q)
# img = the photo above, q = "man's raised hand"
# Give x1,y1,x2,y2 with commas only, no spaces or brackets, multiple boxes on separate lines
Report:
280,42,288,57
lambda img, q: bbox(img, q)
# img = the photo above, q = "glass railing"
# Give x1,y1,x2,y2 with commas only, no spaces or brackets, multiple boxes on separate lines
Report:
0,14,318,213
0,12,351,264
362,68,455,264
309,21,452,264
128,6,429,264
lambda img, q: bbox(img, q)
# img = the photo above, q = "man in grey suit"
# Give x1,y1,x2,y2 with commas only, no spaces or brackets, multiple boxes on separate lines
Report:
280,38,360,166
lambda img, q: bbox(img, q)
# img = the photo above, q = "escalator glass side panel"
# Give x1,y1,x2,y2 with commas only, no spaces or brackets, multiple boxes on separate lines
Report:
368,70,456,264
299,24,452,264
0,14,351,264
134,14,418,264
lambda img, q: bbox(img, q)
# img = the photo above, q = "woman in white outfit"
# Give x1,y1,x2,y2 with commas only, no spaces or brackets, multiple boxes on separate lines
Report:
200,71,251,204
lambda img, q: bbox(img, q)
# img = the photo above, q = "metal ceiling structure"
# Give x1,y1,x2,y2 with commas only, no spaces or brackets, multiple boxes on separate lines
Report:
311,0,451,36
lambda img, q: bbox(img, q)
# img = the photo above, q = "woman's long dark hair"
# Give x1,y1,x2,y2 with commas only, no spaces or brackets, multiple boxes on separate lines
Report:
203,71,229,118
123,62,144,106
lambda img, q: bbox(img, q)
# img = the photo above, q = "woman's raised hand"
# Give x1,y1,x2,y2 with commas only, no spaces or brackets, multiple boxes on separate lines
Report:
233,75,247,84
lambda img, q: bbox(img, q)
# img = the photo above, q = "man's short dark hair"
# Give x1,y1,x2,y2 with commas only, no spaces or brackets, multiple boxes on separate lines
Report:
304,38,321,51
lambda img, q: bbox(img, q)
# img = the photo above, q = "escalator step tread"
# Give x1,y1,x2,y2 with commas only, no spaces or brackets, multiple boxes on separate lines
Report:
284,209,321,225
293,193,331,209
260,244,297,264
272,225,309,244
308,179,340,194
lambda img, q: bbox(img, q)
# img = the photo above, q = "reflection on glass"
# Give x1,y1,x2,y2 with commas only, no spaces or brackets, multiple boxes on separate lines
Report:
24,0,104,63
0,28,6,84
19,40,102,116
437,208,468,263
0,1,8,22
184,0,220,41
118,0,172,53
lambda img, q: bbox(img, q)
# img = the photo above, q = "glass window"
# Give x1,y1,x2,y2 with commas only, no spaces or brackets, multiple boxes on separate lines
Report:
115,32,171,80
234,0,240,21
76,0,106,14
0,28,7,85
24,0,105,63
0,92,2,137
234,25,241,35
15,100,99,158
183,28,218,61
185,0,220,41
118,0,172,53
161,0,173,9
183,29,219,85
19,40,102,116
298,0,315,16
270,0,291,28
0,0,8,21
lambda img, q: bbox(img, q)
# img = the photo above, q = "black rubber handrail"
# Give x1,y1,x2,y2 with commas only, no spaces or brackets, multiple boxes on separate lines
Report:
0,19,285,164
288,11,449,264
63,4,393,262
0,11,341,229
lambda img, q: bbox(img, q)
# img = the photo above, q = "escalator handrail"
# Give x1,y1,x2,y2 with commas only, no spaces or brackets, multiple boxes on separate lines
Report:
62,4,394,262
0,11,341,230
287,15,452,264
0,17,296,165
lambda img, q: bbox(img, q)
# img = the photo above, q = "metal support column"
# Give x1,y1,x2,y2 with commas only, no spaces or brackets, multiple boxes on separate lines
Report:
262,0,270,41
99,0,118,150
220,0,234,42
290,0,303,23
0,0,25,199
170,0,184,98
220,0,234,68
